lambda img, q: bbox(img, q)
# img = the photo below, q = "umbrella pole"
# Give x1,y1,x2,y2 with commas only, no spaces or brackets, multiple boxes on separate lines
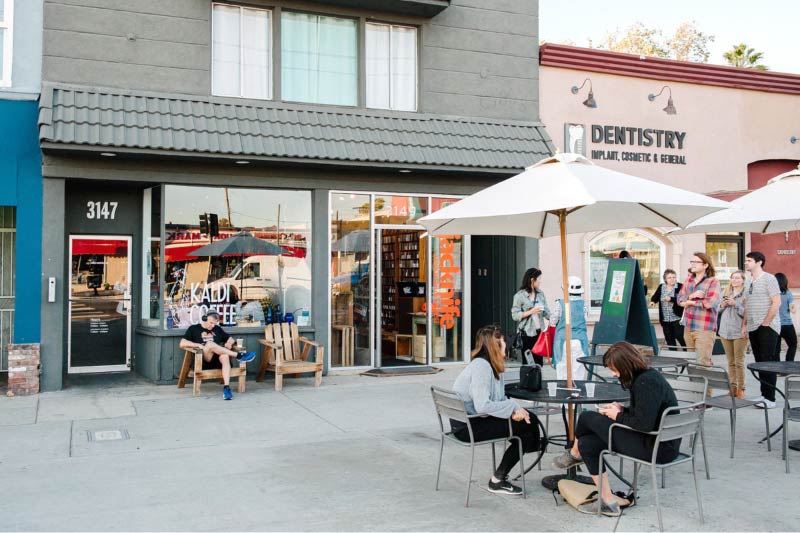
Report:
558,210,575,441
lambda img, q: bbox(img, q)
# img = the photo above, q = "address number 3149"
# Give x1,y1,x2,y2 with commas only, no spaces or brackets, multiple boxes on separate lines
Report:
86,201,119,220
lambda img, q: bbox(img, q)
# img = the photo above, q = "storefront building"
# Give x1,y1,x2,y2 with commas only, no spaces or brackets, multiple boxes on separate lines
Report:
37,0,552,390
537,44,800,336
0,0,43,374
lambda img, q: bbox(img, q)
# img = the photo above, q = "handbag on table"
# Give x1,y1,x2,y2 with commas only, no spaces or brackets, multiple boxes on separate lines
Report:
519,364,542,392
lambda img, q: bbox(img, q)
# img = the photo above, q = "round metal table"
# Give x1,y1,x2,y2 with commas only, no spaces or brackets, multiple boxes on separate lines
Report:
507,380,630,489
747,361,800,451
577,355,690,381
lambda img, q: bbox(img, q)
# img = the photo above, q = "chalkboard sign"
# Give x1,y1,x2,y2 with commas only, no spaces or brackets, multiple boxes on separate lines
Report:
591,258,658,354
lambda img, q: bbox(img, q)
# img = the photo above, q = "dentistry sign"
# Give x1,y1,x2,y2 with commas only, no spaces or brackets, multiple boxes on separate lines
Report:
565,123,688,165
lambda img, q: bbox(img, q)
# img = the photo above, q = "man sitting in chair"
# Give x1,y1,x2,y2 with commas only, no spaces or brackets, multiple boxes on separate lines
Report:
179,310,256,400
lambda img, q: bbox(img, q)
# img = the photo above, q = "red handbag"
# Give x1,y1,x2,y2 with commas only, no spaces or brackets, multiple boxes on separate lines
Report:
532,325,555,357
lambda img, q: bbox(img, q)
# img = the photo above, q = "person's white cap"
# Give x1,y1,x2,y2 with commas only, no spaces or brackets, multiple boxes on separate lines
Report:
566,276,584,295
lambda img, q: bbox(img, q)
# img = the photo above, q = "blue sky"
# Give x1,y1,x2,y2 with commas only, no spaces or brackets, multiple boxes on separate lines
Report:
539,0,800,74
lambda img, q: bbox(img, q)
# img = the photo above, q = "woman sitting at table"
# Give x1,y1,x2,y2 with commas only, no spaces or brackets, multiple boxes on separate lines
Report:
551,341,680,517
452,325,542,496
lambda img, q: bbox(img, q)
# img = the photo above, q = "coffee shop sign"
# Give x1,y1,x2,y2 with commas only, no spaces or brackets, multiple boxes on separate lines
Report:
565,123,688,165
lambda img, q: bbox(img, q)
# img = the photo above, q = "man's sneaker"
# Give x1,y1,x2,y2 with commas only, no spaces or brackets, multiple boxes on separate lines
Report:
750,395,765,405
487,478,523,495
578,499,622,517
761,399,777,409
552,451,583,470
237,351,256,363
223,386,233,400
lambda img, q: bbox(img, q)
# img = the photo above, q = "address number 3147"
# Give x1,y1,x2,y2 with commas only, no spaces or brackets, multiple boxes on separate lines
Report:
86,201,119,220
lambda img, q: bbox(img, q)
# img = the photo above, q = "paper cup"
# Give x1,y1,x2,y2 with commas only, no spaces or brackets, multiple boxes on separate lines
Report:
585,382,596,397
547,382,557,397
236,338,244,349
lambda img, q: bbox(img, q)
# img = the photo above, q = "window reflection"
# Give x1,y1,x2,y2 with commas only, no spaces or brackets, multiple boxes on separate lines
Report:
162,185,311,329
589,230,663,307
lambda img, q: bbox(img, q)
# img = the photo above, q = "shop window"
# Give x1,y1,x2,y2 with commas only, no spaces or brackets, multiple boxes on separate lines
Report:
281,11,357,106
162,185,311,330
212,3,272,99
142,186,162,326
706,233,744,293
588,230,664,308
0,0,13,87
366,23,417,111
373,195,428,225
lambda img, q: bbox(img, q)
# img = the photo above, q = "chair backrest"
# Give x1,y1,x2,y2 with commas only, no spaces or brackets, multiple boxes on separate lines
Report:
662,372,708,404
786,375,800,402
430,386,470,431
686,363,733,394
264,322,300,361
655,402,705,445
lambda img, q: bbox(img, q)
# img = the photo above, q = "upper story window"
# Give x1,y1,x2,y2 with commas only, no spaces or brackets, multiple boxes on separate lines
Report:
366,23,417,111
281,11,357,106
212,3,272,99
0,0,13,87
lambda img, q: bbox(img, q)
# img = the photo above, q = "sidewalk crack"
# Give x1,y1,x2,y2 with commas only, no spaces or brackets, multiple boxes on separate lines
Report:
280,392,347,433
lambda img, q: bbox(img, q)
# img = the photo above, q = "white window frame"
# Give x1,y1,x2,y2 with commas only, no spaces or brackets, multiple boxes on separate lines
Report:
211,2,272,100
586,228,666,315
366,22,417,112
0,0,14,88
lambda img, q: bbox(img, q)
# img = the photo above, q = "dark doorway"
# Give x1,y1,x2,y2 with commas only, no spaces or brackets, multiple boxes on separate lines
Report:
470,236,518,342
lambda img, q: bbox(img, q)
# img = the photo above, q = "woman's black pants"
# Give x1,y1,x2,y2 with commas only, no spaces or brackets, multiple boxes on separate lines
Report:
522,332,542,365
777,324,797,362
660,320,686,350
452,414,541,480
575,411,679,476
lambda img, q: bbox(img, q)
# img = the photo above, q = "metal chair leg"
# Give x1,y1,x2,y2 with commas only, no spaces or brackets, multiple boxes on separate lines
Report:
661,467,666,489
632,463,640,501
692,454,705,524
700,426,711,479
516,437,527,499
435,436,444,490
466,446,475,507
491,442,496,472
785,408,790,474
651,464,664,532
764,406,772,452
730,409,736,459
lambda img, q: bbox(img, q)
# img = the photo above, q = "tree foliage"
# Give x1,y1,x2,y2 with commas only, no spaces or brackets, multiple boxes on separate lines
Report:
594,21,714,63
723,43,769,70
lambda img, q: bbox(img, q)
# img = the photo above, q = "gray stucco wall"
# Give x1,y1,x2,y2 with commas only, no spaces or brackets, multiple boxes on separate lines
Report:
1,0,44,99
41,0,538,121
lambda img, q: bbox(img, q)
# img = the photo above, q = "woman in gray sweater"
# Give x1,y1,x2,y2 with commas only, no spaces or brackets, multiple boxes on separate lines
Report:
511,268,551,364
452,325,542,495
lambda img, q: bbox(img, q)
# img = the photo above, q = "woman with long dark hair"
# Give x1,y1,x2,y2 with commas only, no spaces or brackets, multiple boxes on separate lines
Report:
451,325,542,495
775,273,797,362
551,342,680,517
511,268,550,365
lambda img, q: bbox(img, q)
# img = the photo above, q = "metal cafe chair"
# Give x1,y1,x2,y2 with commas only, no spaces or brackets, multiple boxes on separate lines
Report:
662,372,712,480
430,386,527,506
783,375,800,473
598,377,708,532
686,362,771,458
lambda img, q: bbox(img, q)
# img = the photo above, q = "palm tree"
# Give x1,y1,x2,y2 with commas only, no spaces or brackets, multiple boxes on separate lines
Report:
723,43,768,70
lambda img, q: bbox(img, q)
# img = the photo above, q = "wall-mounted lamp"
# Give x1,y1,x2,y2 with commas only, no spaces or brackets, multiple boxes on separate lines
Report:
571,78,597,108
791,136,798,144
648,85,677,115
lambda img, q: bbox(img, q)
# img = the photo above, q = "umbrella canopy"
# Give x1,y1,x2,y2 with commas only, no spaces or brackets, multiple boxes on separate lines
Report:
673,167,800,235
419,153,733,238
418,153,732,438
188,231,289,257
332,229,371,253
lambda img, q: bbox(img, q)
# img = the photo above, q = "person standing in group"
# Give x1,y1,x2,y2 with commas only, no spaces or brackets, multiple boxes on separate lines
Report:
650,269,686,350
511,268,550,365
743,252,781,409
451,325,542,495
677,252,721,366
550,276,590,379
717,270,748,399
775,273,797,362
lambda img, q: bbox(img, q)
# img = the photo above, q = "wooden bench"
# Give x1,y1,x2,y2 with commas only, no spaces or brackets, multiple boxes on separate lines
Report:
177,348,247,396
256,323,324,391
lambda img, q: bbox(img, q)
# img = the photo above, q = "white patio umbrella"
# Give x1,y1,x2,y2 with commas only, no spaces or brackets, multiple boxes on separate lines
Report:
418,153,732,438
673,166,800,234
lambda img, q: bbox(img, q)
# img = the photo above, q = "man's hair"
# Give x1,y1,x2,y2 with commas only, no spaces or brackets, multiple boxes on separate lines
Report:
691,252,716,278
204,310,220,320
746,251,766,268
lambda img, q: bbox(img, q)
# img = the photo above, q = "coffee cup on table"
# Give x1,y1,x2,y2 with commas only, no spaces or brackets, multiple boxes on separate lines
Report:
547,382,557,397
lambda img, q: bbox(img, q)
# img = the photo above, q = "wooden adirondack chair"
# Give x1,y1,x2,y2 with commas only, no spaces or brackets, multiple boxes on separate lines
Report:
256,322,324,391
177,348,247,396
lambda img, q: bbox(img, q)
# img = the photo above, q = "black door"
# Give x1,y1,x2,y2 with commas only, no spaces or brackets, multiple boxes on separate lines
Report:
470,236,517,342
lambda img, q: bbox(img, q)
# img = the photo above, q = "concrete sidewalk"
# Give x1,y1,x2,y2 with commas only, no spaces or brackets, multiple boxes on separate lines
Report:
0,359,796,532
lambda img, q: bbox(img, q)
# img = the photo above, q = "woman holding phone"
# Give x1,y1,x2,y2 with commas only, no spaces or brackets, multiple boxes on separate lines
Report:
718,270,747,398
551,342,680,517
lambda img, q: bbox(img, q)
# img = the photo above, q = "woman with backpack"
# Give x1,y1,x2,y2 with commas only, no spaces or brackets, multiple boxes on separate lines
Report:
511,268,551,365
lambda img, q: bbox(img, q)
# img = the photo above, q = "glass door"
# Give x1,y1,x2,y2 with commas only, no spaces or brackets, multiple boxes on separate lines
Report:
375,227,426,367
68,236,132,373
